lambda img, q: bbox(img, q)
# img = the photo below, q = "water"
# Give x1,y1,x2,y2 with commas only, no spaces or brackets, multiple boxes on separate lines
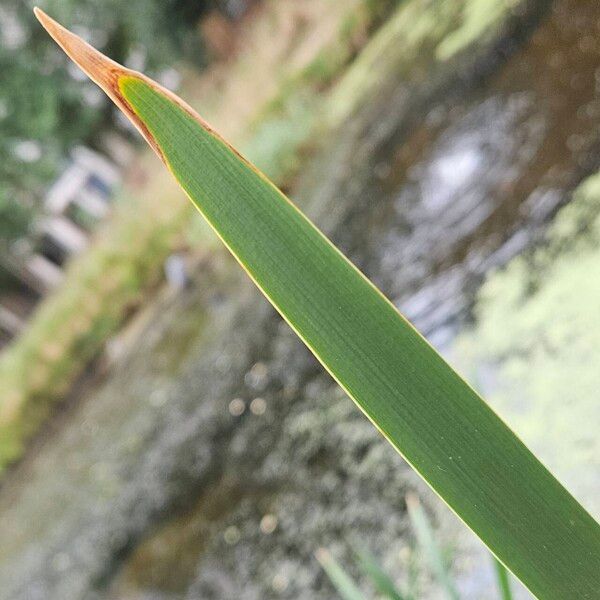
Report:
1,0,599,597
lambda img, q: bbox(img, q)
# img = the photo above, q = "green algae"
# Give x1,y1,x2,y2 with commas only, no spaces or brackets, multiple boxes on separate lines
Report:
458,172,600,516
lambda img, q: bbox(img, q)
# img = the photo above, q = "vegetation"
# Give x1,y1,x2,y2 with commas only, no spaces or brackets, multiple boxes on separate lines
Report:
0,0,393,472
0,0,223,247
0,166,188,463
318,494,513,600
32,9,600,598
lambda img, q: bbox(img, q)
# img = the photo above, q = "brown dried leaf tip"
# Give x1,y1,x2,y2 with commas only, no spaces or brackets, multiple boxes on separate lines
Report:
33,7,164,158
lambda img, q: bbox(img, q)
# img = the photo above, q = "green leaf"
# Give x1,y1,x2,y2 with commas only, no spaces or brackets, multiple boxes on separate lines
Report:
316,548,366,600
406,494,460,600
351,540,409,600
493,556,513,600
35,10,600,599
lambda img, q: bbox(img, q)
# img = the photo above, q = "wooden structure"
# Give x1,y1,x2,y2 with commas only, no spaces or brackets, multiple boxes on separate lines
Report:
0,146,121,347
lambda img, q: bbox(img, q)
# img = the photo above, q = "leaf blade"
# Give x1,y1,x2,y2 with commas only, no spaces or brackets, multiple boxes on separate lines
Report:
36,11,600,599
493,556,514,600
406,494,460,600
119,73,600,600
351,540,409,600
316,548,366,600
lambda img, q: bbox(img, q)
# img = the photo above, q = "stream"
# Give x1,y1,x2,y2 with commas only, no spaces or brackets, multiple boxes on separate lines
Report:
1,0,599,598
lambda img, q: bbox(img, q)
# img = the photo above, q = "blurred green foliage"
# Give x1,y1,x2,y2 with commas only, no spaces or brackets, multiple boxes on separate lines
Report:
0,0,228,245
320,495,514,600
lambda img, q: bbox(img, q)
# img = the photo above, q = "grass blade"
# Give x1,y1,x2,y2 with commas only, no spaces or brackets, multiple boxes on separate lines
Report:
34,9,600,599
351,541,408,600
493,557,513,600
406,494,460,600
316,548,366,600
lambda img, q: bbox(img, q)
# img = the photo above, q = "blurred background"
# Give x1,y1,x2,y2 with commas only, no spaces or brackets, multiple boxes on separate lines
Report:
0,0,599,598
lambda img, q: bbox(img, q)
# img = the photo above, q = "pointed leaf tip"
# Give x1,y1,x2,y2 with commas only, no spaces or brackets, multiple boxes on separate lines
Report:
34,7,125,96
33,9,170,159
